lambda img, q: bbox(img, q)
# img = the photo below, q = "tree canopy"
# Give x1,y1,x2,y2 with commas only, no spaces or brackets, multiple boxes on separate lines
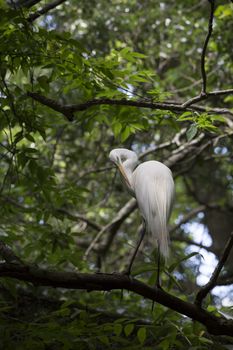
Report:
0,0,233,349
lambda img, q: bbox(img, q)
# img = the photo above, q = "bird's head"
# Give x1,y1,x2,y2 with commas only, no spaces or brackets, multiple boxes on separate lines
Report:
109,148,138,188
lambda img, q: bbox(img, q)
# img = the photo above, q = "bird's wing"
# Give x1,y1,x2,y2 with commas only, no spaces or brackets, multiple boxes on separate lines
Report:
133,161,174,258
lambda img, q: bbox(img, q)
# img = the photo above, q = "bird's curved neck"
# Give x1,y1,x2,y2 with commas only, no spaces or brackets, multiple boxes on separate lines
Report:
122,158,137,190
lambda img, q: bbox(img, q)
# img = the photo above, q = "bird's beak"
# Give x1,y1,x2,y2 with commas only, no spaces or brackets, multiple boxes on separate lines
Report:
118,163,131,188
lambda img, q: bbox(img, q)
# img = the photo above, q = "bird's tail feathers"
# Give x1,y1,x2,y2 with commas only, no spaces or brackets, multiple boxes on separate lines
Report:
147,178,172,260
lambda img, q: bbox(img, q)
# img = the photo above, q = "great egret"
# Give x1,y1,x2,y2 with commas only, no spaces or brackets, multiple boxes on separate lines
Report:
109,148,175,280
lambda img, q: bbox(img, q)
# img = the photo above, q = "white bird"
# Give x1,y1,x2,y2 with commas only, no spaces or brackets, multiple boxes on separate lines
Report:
109,148,175,277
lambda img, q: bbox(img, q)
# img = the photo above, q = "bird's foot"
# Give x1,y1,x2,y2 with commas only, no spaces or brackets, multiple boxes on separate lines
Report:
119,269,134,281
121,268,132,277
151,283,163,312
155,283,163,291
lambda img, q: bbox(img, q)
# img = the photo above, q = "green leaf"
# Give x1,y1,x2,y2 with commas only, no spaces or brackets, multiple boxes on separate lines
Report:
114,323,122,336
137,327,146,344
17,152,29,169
112,122,122,137
158,338,170,350
124,323,134,336
14,130,24,144
218,307,233,320
120,126,131,142
166,271,183,290
131,51,147,58
178,111,194,121
199,336,214,345
168,252,202,273
37,75,50,92
25,134,35,143
99,336,110,345
186,123,198,141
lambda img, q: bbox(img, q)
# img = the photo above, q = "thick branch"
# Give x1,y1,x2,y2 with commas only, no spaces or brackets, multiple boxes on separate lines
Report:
27,92,185,120
0,262,233,336
27,92,233,121
15,0,43,8
195,232,233,306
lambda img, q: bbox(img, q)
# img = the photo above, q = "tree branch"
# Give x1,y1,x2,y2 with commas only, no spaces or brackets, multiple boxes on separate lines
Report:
200,0,215,95
0,261,233,336
182,89,233,108
1,196,101,231
14,0,43,8
55,208,101,231
181,1,233,108
84,198,137,258
169,205,206,233
195,232,233,307
27,92,75,121
22,0,232,118
27,92,186,120
28,0,67,22
27,92,233,120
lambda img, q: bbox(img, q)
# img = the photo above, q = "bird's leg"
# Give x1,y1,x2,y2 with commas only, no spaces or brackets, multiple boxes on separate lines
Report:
152,245,162,312
155,244,162,289
123,220,146,276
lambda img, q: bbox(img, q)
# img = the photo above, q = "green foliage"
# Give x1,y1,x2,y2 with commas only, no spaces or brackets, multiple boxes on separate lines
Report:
0,0,233,349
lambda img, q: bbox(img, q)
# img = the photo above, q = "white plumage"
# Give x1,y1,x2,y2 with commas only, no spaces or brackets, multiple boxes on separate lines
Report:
109,148,174,259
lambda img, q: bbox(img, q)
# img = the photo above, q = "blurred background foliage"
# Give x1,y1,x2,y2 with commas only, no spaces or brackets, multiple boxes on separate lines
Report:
0,0,233,348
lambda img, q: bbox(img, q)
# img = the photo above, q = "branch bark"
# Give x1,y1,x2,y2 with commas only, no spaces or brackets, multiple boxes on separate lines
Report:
182,89,233,108
14,0,43,8
27,92,233,121
0,261,233,336
28,0,67,22
200,0,215,95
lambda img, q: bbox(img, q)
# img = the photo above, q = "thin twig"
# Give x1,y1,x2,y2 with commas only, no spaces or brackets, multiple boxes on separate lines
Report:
182,0,219,108
56,208,101,231
1,197,101,231
195,232,233,307
182,89,233,108
200,0,215,95
78,166,114,180
169,205,206,233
